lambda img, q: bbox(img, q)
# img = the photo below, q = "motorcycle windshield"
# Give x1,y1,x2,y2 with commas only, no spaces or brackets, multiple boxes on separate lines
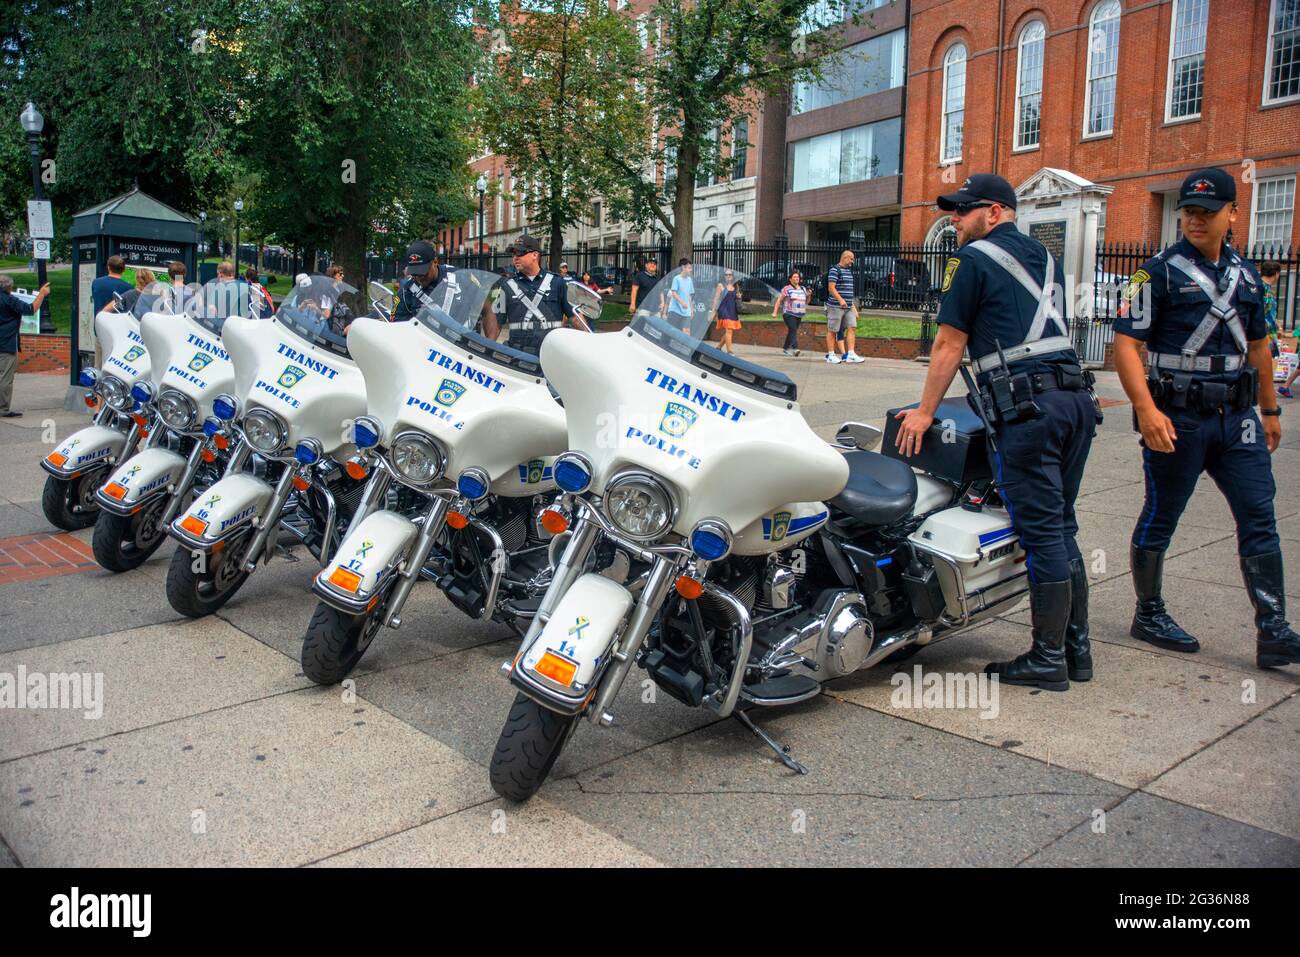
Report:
129,281,184,321
275,274,359,358
184,277,257,338
632,264,798,401
414,268,547,376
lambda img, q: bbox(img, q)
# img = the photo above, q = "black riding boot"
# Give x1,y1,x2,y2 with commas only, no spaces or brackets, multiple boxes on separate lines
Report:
1066,557,1092,681
1240,552,1300,670
1130,546,1199,652
985,578,1071,691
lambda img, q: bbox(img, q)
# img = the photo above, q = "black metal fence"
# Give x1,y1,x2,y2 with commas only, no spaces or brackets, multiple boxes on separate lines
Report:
362,237,961,311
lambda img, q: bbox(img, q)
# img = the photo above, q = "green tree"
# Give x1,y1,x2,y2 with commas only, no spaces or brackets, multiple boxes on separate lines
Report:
476,0,650,269
613,0,863,261
235,0,479,283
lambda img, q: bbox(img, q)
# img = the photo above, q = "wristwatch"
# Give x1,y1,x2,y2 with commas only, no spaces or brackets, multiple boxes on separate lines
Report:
1261,407,1281,417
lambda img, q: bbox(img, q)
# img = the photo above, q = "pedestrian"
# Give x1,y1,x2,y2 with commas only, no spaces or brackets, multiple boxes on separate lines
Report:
1113,168,1298,670
204,260,246,320
580,270,613,295
772,269,808,356
245,267,274,318
825,250,865,363
559,262,571,280
481,234,582,353
109,267,157,315
323,264,356,335
393,240,459,322
629,258,660,312
90,255,132,314
895,173,1098,690
0,275,50,418
711,268,742,355
667,258,694,334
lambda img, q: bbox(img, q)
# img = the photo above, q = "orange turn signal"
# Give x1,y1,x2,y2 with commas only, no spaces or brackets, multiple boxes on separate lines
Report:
446,511,469,530
83,395,97,408
180,515,208,537
104,482,128,500
213,433,230,450
292,475,310,492
345,460,369,481
675,576,704,600
200,447,217,463
539,508,569,535
46,452,68,468
131,412,147,427
535,651,578,687
328,567,362,593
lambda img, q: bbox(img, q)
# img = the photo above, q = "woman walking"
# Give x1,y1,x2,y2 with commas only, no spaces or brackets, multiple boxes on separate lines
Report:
773,269,807,356
710,269,741,354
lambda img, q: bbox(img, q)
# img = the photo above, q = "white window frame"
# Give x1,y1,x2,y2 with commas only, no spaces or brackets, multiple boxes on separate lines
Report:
1263,0,1300,106
1164,0,1208,123
1249,174,1297,253
1083,0,1121,139
1014,21,1045,152
940,43,966,165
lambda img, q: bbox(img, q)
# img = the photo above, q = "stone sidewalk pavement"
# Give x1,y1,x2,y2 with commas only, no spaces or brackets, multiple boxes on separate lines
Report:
0,355,1297,867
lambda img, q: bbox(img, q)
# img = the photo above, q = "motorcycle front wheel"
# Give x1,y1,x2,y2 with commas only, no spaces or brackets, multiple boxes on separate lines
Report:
489,692,578,802
301,602,383,685
92,498,169,572
41,472,100,531
166,533,252,618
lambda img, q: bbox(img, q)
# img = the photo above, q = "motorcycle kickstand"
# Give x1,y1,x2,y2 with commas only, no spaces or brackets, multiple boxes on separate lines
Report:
733,710,808,775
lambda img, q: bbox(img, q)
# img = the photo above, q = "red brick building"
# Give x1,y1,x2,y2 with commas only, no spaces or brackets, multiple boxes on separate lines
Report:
902,0,1300,253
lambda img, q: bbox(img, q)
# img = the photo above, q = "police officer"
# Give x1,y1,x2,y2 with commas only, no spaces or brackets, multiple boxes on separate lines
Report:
481,234,581,352
895,174,1099,691
392,240,459,322
1114,167,1299,671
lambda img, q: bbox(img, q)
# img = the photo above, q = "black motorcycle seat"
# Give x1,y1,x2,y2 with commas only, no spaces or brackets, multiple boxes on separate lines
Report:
829,450,918,526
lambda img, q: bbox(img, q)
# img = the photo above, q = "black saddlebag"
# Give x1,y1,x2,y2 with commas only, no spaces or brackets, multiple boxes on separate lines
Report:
881,396,991,484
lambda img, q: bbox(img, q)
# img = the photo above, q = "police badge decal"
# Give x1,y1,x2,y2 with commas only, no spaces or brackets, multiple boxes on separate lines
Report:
659,401,698,438
435,378,467,407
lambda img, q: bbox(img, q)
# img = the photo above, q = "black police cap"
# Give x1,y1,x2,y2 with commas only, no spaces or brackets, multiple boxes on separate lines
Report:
1176,168,1236,211
937,173,1019,211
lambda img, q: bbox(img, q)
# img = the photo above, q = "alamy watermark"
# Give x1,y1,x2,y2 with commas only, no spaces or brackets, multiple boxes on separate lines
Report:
890,665,999,720
0,667,104,719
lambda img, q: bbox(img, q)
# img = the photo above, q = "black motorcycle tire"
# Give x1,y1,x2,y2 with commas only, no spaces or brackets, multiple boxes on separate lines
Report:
92,499,168,572
42,473,99,531
301,602,383,686
489,692,578,802
165,535,252,618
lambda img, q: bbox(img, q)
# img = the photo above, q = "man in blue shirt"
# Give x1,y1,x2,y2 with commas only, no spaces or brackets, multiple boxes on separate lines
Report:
0,275,51,417
894,174,1099,691
90,255,132,314
1113,167,1297,671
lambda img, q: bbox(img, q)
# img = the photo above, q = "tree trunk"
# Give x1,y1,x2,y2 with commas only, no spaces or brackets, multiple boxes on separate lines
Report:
549,216,564,273
334,173,370,305
671,140,699,266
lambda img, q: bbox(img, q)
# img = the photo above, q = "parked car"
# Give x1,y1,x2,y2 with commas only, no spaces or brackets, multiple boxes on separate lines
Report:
587,264,628,293
857,256,939,312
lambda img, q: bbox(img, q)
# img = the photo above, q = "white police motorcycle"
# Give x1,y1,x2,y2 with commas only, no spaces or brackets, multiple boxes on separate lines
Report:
40,289,158,530
165,274,370,616
490,266,1031,800
91,280,263,572
302,270,600,684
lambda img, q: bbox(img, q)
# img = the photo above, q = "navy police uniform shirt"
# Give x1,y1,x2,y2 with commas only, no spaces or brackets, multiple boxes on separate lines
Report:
1113,238,1265,385
392,264,460,322
0,291,36,353
937,221,1076,383
493,269,578,329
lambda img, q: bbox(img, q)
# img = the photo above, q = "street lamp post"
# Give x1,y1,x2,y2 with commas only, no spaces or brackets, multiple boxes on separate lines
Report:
233,198,244,275
476,174,487,271
19,102,51,334
199,212,207,257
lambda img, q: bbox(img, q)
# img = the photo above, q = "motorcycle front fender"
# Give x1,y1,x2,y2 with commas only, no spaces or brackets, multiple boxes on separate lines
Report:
41,424,125,480
96,446,187,516
511,573,634,715
312,510,418,615
169,472,274,553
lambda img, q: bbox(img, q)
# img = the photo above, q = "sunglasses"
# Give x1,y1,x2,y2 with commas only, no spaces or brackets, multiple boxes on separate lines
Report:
953,202,995,215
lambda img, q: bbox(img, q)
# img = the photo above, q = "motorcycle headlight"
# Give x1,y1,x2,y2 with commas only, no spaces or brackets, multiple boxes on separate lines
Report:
243,408,287,454
390,431,444,487
99,374,129,410
157,390,197,430
604,471,676,542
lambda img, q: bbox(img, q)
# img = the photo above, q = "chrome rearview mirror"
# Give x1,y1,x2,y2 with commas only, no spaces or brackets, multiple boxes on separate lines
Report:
835,422,882,452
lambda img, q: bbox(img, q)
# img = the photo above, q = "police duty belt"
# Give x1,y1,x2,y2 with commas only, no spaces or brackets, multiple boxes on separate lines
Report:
966,240,1073,374
506,273,557,329
1145,254,1248,374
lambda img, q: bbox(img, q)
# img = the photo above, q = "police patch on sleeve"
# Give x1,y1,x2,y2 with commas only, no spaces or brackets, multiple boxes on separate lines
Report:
1121,269,1150,303
941,258,960,293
